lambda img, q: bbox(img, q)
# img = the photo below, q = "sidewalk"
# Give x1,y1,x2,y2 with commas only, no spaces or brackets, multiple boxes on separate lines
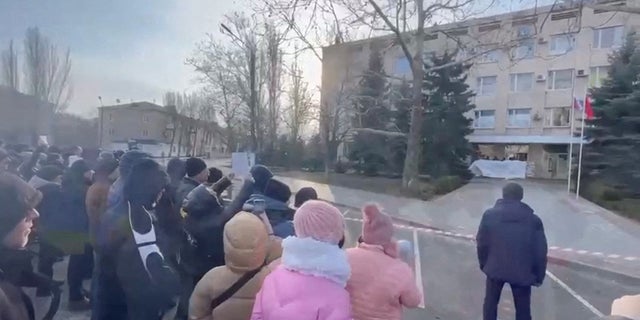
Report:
276,175,640,279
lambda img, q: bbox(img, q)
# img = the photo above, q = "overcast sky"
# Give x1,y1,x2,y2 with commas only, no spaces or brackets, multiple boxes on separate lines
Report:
0,0,549,117
0,0,261,116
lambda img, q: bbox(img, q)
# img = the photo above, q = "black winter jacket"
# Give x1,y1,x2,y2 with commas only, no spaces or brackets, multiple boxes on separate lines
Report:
476,199,548,286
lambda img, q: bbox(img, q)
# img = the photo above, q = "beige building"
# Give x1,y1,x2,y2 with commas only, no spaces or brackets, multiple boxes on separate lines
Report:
98,102,222,157
321,0,638,179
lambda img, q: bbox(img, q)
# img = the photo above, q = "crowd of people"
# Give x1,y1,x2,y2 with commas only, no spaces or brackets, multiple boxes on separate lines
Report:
1,142,639,320
0,143,423,320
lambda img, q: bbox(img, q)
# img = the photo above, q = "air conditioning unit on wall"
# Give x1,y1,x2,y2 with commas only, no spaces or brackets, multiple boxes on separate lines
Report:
536,74,546,82
576,69,588,77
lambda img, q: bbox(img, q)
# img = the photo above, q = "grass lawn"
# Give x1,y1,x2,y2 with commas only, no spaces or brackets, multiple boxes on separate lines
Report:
277,170,436,200
600,198,640,222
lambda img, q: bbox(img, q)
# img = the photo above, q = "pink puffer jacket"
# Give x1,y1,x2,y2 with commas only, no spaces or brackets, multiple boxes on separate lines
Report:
251,236,353,320
346,243,422,320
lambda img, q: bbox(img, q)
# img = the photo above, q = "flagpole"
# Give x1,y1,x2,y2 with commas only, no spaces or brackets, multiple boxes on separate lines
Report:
576,96,587,199
567,101,575,192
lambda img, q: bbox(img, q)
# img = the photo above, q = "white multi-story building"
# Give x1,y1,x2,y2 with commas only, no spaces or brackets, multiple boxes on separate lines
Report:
321,0,637,179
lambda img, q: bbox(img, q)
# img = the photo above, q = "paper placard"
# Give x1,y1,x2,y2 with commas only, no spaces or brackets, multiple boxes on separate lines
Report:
232,152,251,177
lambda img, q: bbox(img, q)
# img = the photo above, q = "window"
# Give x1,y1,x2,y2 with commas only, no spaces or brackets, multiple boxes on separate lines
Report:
512,39,535,59
547,69,573,90
142,129,149,137
549,34,575,55
473,110,496,128
108,113,113,121
593,26,624,49
510,73,534,92
544,107,571,127
143,115,150,122
516,24,535,39
477,76,497,96
394,57,411,77
108,128,115,135
479,49,501,63
589,66,610,88
507,108,532,128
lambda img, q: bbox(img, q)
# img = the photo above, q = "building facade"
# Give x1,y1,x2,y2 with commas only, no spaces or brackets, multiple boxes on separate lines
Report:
321,0,638,179
0,86,53,146
98,102,222,157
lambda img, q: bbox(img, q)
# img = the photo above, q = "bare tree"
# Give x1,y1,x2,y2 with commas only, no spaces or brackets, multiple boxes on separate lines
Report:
264,22,286,150
285,53,316,142
23,27,73,113
220,13,262,152
1,40,19,90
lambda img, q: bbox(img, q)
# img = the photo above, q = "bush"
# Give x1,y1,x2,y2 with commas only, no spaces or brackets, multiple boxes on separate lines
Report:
602,188,623,201
334,161,347,174
433,175,464,195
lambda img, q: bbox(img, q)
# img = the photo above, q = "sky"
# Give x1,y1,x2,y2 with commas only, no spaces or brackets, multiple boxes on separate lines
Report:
0,0,280,117
0,0,550,118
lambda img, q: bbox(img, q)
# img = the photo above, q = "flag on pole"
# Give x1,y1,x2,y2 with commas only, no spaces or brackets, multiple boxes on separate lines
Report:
573,95,594,119
584,94,594,119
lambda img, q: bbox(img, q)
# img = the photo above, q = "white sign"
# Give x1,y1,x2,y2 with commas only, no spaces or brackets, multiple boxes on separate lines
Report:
232,152,255,177
469,160,528,179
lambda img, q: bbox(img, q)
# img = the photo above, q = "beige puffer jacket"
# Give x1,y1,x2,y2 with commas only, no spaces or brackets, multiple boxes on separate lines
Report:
189,212,282,320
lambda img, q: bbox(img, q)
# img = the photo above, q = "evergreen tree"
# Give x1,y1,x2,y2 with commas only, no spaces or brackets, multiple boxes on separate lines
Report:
387,80,412,175
349,44,391,175
420,51,474,179
353,45,390,129
584,33,640,195
393,80,412,133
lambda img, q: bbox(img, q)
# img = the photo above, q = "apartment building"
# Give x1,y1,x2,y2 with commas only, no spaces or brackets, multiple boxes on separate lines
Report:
321,0,638,179
98,101,222,157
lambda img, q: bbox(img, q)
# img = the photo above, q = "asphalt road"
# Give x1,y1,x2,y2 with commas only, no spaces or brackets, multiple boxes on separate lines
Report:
342,207,640,320
26,205,639,320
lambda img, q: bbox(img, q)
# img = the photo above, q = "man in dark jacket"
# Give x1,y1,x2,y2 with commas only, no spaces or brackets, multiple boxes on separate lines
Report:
245,178,295,238
476,182,547,320
0,173,43,320
175,157,208,206
28,166,66,297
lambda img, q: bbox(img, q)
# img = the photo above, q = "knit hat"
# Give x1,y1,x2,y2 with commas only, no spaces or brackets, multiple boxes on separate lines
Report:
94,158,119,176
207,167,223,184
35,165,64,182
185,157,207,178
294,187,318,208
293,200,344,245
264,178,291,203
119,150,149,179
250,165,273,193
166,158,186,183
0,173,42,241
361,203,397,257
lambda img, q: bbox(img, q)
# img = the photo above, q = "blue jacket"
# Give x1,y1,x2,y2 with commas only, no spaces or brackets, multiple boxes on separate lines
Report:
244,194,294,232
476,199,547,286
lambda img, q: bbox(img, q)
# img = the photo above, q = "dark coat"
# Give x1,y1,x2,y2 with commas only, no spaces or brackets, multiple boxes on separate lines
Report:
244,194,294,231
0,248,34,320
175,177,200,207
181,184,226,279
476,199,548,286
0,271,33,320
91,201,179,320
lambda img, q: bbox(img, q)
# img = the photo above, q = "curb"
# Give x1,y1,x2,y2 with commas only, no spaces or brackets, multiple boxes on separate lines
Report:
335,201,640,283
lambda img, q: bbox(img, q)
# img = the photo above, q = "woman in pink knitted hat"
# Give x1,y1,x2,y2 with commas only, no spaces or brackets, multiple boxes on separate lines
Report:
251,200,352,320
346,203,422,320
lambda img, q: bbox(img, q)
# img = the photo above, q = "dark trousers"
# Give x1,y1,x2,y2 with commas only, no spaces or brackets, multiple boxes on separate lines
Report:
174,272,197,320
36,241,64,295
483,277,532,320
67,244,94,301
